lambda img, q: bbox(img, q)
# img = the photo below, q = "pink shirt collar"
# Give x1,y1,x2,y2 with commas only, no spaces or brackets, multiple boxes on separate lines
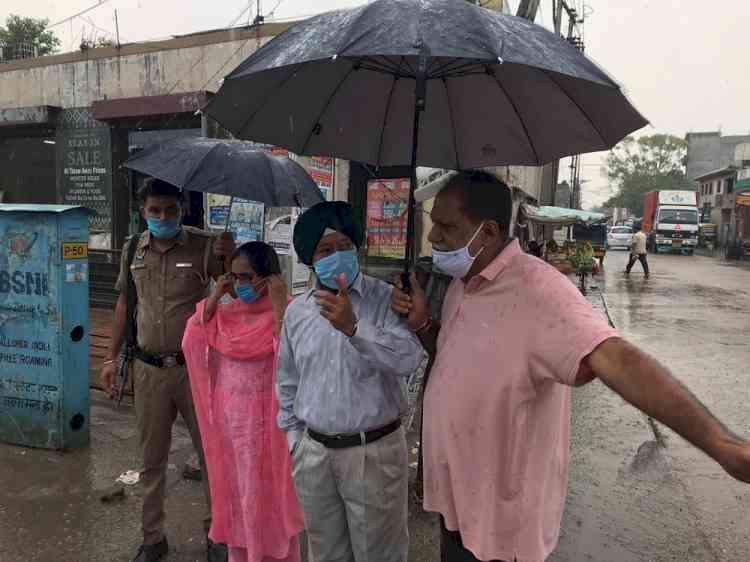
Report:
468,239,522,287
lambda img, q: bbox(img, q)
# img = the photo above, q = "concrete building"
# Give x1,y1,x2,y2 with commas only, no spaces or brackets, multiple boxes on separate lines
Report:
686,131,750,182
690,140,750,253
694,166,738,249
0,22,360,252
555,181,572,208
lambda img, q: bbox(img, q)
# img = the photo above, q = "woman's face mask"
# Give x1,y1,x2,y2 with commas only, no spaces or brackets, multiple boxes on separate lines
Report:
231,270,267,304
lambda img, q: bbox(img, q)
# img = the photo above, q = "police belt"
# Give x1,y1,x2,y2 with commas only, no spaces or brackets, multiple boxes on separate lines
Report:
307,419,401,449
134,348,186,369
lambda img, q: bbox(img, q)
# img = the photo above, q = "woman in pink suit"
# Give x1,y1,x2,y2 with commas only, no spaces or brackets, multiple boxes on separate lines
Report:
183,241,304,562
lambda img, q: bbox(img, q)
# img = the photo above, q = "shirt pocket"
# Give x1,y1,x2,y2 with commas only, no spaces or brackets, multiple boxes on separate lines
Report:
129,264,150,294
167,266,207,301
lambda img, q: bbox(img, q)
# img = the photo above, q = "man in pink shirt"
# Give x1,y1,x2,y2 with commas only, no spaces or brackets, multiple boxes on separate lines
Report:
392,171,750,562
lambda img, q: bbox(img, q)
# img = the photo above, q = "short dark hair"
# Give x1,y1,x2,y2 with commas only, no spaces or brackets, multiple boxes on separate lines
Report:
231,241,281,277
137,177,184,205
444,171,513,232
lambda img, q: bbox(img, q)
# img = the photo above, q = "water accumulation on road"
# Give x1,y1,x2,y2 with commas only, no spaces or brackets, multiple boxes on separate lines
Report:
1,251,748,561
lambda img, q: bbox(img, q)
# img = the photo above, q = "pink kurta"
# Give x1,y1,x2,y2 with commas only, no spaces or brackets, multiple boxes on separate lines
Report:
423,240,618,562
183,296,304,562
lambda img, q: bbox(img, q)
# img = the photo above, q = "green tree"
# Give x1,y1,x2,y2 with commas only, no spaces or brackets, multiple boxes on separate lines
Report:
0,14,61,59
602,134,693,217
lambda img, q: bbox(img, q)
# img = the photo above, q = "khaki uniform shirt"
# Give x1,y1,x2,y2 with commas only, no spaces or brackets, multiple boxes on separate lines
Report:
115,226,223,354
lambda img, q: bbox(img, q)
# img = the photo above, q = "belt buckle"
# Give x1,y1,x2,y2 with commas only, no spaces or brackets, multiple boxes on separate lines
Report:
162,355,177,368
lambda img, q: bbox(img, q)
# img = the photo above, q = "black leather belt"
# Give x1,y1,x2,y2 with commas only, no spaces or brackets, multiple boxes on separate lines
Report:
134,349,186,369
308,419,401,449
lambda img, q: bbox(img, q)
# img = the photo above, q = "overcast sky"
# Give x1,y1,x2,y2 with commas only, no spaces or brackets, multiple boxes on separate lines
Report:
3,0,749,208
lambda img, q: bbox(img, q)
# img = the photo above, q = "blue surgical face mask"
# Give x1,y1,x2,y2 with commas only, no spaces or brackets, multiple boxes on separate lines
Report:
146,217,182,240
313,249,360,290
235,283,262,304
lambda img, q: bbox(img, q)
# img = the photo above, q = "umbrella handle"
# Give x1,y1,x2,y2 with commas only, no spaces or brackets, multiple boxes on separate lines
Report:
399,271,412,294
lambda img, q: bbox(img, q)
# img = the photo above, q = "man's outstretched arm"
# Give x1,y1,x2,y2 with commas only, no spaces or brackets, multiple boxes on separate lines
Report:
587,337,750,483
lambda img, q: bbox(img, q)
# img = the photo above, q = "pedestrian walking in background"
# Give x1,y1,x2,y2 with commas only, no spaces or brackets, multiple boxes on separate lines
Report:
626,223,650,277
182,242,304,562
276,202,423,562
100,178,234,562
392,171,750,562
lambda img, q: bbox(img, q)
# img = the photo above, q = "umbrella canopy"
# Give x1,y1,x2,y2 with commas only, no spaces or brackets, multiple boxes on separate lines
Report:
204,0,647,170
522,204,607,226
123,137,325,208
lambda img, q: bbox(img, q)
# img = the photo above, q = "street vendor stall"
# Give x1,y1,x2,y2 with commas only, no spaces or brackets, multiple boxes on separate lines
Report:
521,204,607,293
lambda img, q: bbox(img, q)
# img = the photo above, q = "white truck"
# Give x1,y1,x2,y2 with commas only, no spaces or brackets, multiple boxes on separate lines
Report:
642,190,699,255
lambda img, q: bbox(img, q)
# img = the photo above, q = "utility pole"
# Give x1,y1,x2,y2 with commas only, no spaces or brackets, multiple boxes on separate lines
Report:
552,1,586,208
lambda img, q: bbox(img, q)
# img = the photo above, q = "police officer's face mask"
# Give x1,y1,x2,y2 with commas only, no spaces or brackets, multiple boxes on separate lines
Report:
146,217,182,240
143,196,183,240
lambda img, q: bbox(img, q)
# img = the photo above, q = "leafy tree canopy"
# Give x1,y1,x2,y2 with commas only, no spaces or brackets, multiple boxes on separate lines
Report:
602,134,693,216
0,14,61,58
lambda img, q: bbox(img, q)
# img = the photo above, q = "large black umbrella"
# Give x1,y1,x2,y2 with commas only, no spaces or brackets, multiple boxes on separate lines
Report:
204,0,647,267
123,137,325,208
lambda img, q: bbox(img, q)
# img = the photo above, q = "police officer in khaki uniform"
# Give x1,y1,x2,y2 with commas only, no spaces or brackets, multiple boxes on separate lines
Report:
101,178,233,562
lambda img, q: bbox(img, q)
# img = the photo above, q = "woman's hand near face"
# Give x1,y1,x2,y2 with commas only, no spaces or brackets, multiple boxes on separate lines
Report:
212,273,234,299
205,273,234,322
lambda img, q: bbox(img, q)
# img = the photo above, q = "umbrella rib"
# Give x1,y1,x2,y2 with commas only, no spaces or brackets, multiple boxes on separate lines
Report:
542,70,609,148
299,64,357,156
369,55,402,74
489,70,541,165
376,76,399,168
442,78,461,170
430,58,480,79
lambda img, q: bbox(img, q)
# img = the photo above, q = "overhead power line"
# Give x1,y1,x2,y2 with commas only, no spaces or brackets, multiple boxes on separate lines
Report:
49,0,114,29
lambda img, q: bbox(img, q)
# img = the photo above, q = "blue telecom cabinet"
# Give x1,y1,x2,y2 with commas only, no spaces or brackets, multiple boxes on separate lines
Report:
0,205,91,450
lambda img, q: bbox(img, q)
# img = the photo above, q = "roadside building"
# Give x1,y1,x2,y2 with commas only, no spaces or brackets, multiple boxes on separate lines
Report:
694,166,739,250
686,131,750,183
690,140,750,255
734,167,750,258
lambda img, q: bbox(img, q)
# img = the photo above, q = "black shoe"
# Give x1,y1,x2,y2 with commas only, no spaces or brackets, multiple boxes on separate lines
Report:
207,539,228,562
132,537,168,562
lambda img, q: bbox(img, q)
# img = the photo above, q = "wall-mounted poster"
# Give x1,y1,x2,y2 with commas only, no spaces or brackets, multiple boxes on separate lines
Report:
227,199,265,244
308,156,335,201
56,108,113,245
366,178,409,259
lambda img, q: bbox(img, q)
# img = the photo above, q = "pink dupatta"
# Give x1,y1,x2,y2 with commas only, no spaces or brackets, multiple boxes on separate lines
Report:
182,295,303,562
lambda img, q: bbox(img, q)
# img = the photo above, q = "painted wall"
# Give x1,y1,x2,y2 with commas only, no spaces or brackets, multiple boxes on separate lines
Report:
0,26,287,110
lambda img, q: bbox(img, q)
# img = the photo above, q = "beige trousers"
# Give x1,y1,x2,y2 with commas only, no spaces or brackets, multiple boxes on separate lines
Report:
133,360,211,544
292,426,409,562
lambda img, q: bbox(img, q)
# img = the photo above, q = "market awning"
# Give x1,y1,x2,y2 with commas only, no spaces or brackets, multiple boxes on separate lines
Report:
522,204,606,226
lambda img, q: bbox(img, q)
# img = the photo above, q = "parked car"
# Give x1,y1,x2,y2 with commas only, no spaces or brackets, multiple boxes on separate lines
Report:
607,226,633,250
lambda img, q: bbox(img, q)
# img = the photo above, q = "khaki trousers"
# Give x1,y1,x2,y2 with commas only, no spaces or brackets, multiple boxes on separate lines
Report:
292,426,409,562
133,360,211,544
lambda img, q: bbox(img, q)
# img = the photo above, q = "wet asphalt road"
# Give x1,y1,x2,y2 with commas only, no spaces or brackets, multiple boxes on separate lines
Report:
1,250,748,562
551,250,750,562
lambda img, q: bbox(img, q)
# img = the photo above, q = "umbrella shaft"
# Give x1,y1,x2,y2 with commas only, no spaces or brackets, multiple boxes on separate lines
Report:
405,93,424,272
